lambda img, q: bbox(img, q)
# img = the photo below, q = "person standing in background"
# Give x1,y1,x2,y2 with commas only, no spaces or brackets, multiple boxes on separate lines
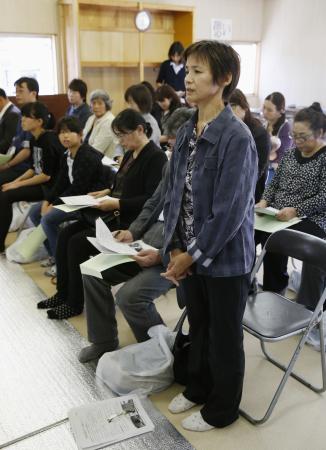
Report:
157,41,186,98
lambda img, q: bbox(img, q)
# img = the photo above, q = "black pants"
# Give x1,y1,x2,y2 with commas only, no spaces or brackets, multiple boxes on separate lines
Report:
0,167,26,186
180,272,250,428
256,219,326,292
56,221,99,310
0,185,44,250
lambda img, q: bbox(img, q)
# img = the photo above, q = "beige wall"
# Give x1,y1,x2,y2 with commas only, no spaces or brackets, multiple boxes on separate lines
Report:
1,0,58,34
259,0,326,108
0,0,264,96
143,0,264,41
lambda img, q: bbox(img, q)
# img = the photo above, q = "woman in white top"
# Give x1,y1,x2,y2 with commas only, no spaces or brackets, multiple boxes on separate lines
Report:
83,89,118,158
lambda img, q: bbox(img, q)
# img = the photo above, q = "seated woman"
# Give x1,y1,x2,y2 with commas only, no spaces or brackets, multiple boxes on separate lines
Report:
124,84,161,147
262,91,293,183
255,103,326,293
82,89,118,158
29,116,106,275
156,85,181,150
113,84,162,163
230,89,271,203
37,109,167,320
0,102,63,252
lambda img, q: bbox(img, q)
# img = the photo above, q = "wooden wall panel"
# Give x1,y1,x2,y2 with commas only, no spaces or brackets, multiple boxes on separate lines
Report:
80,31,139,62
143,33,174,63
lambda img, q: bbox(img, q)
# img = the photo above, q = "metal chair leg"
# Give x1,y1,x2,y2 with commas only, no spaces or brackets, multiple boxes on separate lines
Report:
260,329,326,393
240,330,326,425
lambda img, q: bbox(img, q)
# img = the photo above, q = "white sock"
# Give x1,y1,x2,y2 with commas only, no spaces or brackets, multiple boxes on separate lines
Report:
182,411,214,432
168,393,196,414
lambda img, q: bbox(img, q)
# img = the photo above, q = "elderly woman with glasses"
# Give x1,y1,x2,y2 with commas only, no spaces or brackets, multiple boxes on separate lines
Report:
255,102,326,293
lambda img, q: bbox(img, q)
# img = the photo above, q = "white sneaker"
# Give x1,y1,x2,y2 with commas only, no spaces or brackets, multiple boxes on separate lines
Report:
182,411,214,432
44,265,57,277
40,257,55,268
168,393,196,414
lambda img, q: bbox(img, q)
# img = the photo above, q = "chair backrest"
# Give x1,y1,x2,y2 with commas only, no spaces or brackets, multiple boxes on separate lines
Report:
265,229,326,273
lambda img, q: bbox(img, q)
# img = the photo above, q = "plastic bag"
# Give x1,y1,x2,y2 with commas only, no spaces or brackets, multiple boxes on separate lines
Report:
96,325,176,396
9,201,34,232
6,226,48,264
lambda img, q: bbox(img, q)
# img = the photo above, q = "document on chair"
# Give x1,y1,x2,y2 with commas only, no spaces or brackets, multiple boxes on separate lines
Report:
60,194,113,206
254,213,301,233
68,394,154,450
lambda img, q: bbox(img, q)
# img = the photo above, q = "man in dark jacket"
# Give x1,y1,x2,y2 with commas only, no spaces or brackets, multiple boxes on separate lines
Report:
0,88,20,155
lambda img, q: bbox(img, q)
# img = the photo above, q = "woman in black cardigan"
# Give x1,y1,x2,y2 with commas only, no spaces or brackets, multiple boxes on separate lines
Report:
38,109,167,319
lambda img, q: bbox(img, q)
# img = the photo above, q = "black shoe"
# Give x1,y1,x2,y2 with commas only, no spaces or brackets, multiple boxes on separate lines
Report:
37,293,64,309
47,303,82,320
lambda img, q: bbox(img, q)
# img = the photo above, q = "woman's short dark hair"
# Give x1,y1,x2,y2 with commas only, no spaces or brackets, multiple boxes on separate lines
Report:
124,84,152,114
168,41,184,58
57,116,83,135
265,92,285,112
68,78,88,102
184,40,240,101
21,101,49,127
112,108,152,138
156,85,181,112
294,103,326,134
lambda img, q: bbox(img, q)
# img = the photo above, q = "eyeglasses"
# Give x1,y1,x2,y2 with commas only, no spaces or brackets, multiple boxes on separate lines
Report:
114,130,134,139
291,132,314,142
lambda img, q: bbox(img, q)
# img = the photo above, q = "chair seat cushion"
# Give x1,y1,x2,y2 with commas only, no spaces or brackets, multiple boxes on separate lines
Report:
243,292,313,339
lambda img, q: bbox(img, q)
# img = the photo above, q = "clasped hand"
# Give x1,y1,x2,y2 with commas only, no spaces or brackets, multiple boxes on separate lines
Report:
161,249,193,286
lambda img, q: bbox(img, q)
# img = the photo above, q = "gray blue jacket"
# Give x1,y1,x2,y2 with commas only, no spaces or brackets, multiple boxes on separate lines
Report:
163,105,258,277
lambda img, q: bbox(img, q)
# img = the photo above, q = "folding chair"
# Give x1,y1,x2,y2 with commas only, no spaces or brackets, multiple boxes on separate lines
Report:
240,229,326,425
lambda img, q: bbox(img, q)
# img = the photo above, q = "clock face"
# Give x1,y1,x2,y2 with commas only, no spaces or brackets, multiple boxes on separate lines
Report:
135,10,151,32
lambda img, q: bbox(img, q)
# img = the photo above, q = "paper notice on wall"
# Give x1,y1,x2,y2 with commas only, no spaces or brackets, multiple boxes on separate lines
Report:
211,19,232,40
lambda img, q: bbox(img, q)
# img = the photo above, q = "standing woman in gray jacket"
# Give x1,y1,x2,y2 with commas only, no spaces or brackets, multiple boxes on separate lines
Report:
162,40,258,431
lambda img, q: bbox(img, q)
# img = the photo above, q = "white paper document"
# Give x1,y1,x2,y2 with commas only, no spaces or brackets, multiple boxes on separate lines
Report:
255,213,301,233
80,253,133,278
53,204,87,213
254,206,280,216
68,394,154,450
92,218,157,255
60,194,113,207
0,153,12,166
102,156,118,166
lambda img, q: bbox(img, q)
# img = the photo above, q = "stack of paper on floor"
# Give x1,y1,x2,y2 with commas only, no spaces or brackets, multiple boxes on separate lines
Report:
54,194,113,213
68,394,154,450
80,218,157,278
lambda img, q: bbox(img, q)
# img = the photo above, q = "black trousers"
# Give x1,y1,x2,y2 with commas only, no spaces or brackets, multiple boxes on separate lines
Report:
56,221,98,310
0,167,26,186
256,219,326,292
180,272,250,428
0,185,44,251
